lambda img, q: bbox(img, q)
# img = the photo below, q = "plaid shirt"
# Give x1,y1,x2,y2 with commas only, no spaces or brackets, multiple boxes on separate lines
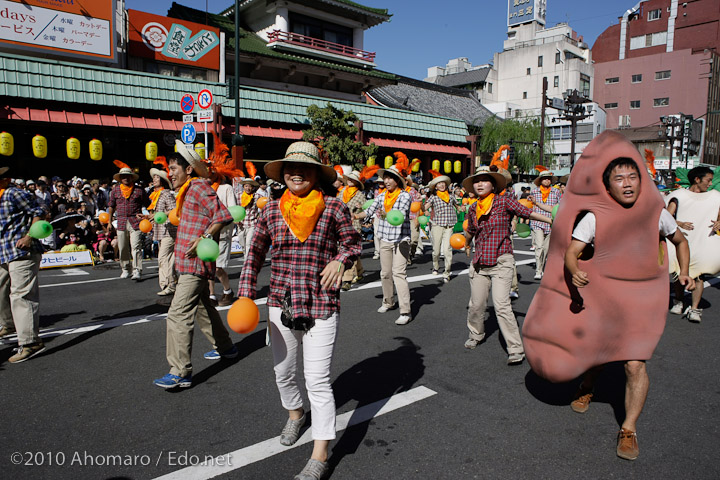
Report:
152,189,177,242
426,194,458,227
237,195,361,320
343,190,365,233
365,190,412,243
466,195,533,268
240,196,259,230
529,187,560,234
174,179,233,280
108,184,147,231
0,187,45,264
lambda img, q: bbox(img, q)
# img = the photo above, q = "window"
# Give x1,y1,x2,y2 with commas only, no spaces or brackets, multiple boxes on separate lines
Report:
553,76,559,87
654,97,670,107
605,77,619,84
648,9,661,21
290,12,353,48
655,70,671,80
527,67,531,75
630,100,641,109
580,74,590,97
555,52,561,64
523,91,527,99
488,83,492,94
630,31,667,50
631,74,642,83
604,102,618,109
550,125,572,140
538,56,543,67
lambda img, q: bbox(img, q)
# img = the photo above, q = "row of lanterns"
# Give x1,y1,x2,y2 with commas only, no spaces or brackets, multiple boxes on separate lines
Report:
0,132,103,160
365,155,462,174
145,141,205,161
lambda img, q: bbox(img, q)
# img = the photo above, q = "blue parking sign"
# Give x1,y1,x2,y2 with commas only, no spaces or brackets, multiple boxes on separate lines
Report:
181,124,196,144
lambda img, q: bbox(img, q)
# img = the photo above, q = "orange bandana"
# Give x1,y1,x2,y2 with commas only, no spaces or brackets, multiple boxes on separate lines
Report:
210,182,220,191
475,194,495,217
148,188,164,211
0,189,5,199
540,185,552,203
383,188,401,212
337,185,345,198
174,177,198,220
280,189,325,243
240,191,254,207
120,184,134,199
437,191,450,203
342,186,358,204
378,188,386,196
467,198,477,206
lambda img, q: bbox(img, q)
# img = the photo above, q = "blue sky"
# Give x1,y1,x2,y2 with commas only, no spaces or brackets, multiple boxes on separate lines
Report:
124,0,634,79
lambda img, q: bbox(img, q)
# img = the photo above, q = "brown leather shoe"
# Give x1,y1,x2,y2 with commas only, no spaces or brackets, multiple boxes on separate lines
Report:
570,388,593,413
218,292,234,307
616,428,639,460
0,325,17,339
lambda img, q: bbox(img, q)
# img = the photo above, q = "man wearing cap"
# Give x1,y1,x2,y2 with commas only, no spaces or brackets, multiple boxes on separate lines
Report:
0,166,47,363
237,177,260,258
153,143,236,389
424,173,458,283
356,165,413,325
529,171,561,280
107,165,148,281
148,166,177,297
340,170,366,290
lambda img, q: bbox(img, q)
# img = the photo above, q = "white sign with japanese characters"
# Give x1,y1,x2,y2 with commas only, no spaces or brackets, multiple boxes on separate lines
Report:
40,250,94,269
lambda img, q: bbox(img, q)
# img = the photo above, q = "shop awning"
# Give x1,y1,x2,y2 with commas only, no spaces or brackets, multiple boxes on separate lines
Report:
368,137,471,155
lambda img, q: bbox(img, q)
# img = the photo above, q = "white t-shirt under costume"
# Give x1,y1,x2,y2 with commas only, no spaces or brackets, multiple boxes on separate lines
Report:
572,209,677,244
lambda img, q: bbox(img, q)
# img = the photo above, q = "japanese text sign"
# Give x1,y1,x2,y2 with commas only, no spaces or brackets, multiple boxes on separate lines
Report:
508,0,546,27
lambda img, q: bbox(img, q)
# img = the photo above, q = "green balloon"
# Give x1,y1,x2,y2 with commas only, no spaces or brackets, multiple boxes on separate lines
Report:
28,220,53,239
386,209,404,226
551,204,559,220
196,238,220,262
154,212,168,224
362,199,374,211
418,215,429,227
516,223,531,238
229,205,246,223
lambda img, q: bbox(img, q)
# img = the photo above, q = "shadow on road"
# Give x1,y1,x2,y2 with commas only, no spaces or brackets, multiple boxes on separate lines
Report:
188,329,267,388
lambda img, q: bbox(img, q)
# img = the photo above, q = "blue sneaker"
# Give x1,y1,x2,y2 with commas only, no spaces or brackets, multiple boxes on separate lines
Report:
203,345,239,360
153,373,192,389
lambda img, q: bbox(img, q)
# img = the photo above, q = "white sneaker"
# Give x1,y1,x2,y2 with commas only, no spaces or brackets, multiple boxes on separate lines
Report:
131,270,142,281
509,291,519,299
534,272,542,280
395,314,412,325
372,253,380,260
669,302,684,315
685,307,702,323
120,271,131,279
377,304,394,313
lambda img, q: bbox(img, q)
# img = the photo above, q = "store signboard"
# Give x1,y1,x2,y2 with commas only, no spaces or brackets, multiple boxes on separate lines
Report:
0,0,116,62
508,0,546,27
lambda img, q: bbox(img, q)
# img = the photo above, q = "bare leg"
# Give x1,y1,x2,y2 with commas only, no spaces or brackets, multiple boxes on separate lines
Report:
311,440,330,462
622,360,649,432
690,280,704,310
216,267,231,291
98,240,108,261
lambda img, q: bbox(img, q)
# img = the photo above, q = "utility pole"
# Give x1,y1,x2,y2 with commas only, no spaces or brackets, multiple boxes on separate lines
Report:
661,115,685,170
538,76,547,168
557,89,592,169
232,0,242,167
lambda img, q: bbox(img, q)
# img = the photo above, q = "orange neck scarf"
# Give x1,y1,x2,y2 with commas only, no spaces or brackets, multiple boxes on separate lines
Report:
437,190,450,203
337,186,345,198
378,188,386,196
280,189,325,243
174,177,198,220
476,193,495,218
0,189,5,199
240,191,254,207
342,186,358,204
148,188,164,211
540,185,551,203
468,198,477,206
210,182,220,191
383,188,401,212
120,184,134,199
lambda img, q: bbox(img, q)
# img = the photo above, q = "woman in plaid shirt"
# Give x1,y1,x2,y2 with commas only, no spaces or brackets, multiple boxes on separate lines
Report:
237,142,361,480
462,167,551,365
147,166,177,296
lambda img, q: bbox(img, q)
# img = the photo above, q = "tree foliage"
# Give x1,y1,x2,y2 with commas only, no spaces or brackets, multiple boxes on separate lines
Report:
478,116,553,173
302,103,378,169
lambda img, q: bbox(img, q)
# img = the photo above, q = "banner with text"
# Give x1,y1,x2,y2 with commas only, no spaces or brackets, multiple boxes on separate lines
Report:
41,250,94,269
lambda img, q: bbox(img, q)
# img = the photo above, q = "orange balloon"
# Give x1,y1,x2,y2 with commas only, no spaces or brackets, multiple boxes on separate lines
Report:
98,212,110,224
519,199,533,209
463,219,469,231
227,297,260,334
168,209,180,226
462,198,469,205
410,201,421,213
256,197,269,209
449,233,466,250
139,219,152,233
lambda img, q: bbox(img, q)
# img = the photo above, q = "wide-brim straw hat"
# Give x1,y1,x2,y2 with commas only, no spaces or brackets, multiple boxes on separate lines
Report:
175,140,209,178
462,166,507,194
427,175,451,191
264,141,337,185
113,167,139,182
239,177,260,187
498,168,513,184
342,170,365,190
376,166,406,189
534,170,557,186
0,166,9,177
558,174,570,185
149,168,170,186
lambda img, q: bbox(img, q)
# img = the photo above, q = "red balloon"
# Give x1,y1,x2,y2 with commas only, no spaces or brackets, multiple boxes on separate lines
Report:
449,233,466,249
227,297,260,334
139,219,152,233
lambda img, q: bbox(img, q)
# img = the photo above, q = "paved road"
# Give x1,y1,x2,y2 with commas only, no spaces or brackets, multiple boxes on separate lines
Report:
2,237,719,479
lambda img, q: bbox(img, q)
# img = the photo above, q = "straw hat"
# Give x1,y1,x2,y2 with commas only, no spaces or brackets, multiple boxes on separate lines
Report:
239,177,260,187
0,166,9,177
462,166,507,194
376,165,406,189
149,168,170,186
533,170,557,186
558,174,570,185
264,141,337,185
113,167,139,182
427,174,451,191
498,168,513,184
175,140,209,178
342,170,365,191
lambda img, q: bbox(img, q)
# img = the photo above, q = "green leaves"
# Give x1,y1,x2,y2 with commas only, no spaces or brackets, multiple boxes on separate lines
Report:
477,116,553,173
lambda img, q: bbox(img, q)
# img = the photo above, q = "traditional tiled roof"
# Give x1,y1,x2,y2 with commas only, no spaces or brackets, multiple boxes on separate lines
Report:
220,0,390,19
433,67,491,88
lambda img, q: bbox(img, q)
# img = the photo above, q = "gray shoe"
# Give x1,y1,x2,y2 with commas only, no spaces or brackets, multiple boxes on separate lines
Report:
294,459,329,480
0,325,16,338
507,352,525,365
464,335,485,349
280,413,306,446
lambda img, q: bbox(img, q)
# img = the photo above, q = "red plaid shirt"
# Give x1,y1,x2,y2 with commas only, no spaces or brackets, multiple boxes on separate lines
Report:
466,195,532,267
406,187,422,220
426,194,458,226
529,187,560,234
152,189,177,242
108,184,147,231
237,194,361,320
174,179,233,280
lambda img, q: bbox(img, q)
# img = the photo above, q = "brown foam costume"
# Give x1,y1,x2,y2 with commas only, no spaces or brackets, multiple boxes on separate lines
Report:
522,131,668,383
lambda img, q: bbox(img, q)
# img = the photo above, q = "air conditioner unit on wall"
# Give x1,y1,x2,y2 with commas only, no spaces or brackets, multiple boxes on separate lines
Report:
619,115,631,128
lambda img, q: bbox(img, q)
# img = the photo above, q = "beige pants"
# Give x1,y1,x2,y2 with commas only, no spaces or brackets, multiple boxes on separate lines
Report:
466,254,523,354
158,237,176,292
0,253,41,346
431,224,454,276
379,239,411,315
165,274,234,377
117,220,143,273
238,225,255,257
373,217,381,257
410,217,422,256
532,228,551,275
342,257,365,282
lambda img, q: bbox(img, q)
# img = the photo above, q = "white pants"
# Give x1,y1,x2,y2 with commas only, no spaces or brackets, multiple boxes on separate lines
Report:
269,307,338,441
117,220,143,273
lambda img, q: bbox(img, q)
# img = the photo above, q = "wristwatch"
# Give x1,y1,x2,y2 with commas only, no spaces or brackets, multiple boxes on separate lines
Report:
202,233,212,239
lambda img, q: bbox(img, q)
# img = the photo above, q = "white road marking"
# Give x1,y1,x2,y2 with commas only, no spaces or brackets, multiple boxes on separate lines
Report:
59,268,90,276
40,277,120,288
152,386,437,480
